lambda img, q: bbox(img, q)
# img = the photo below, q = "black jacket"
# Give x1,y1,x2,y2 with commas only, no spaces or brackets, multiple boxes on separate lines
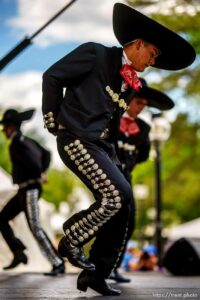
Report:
42,42,135,142
9,131,51,184
117,117,151,180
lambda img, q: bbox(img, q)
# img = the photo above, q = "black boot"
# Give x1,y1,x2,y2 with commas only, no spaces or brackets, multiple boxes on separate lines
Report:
3,250,28,270
109,269,131,283
44,260,66,276
77,270,121,296
58,236,95,270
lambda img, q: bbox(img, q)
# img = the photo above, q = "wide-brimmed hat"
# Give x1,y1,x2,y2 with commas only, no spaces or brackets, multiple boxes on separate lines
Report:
135,78,174,110
113,3,196,70
0,108,35,126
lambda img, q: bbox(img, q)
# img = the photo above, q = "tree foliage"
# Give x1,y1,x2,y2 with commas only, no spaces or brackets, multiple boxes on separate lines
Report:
132,113,200,236
0,131,11,173
42,168,82,209
126,2,200,238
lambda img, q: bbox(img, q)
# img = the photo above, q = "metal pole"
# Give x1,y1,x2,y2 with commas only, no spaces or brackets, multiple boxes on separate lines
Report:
154,139,163,269
0,0,78,71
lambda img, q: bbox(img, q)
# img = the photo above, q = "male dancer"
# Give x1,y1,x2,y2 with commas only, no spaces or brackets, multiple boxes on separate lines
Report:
0,108,65,276
42,3,195,296
110,78,174,282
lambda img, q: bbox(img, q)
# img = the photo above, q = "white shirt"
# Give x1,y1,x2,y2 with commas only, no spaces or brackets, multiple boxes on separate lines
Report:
122,50,132,66
123,111,134,121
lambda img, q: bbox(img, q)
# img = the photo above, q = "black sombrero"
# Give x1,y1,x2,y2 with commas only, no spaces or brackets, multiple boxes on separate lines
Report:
136,78,174,110
0,108,35,126
113,3,196,70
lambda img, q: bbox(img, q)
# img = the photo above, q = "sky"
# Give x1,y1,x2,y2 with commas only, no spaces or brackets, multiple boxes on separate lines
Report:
0,0,198,168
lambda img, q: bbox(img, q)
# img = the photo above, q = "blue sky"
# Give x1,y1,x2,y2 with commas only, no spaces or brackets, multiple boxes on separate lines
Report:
0,0,120,74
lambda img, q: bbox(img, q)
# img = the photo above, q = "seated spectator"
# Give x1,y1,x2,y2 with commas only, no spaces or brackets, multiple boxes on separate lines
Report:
136,250,156,271
120,240,140,272
142,243,158,269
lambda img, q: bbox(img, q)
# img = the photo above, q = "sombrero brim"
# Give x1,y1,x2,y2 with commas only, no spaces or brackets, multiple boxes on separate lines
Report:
19,109,35,122
136,86,174,110
113,3,196,70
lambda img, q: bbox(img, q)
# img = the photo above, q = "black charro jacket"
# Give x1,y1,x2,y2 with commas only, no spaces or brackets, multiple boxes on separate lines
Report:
42,42,135,142
9,131,51,184
117,117,151,181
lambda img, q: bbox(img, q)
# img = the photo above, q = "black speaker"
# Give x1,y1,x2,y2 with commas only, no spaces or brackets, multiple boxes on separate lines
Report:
162,238,200,276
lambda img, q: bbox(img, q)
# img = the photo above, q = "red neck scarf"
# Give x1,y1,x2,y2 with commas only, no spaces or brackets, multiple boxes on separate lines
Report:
120,64,142,91
120,117,140,136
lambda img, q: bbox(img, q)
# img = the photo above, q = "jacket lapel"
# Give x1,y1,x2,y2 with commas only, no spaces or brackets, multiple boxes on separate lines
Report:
107,47,137,104
107,47,123,93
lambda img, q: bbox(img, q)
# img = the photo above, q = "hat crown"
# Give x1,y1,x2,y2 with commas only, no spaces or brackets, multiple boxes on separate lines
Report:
4,109,19,119
1,109,20,124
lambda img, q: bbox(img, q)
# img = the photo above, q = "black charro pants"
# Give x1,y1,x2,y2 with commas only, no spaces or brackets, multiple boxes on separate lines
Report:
0,183,62,267
57,131,135,278
114,197,135,270
113,169,136,270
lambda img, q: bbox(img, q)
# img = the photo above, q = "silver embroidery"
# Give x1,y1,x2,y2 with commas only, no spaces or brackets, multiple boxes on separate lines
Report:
63,139,123,245
26,189,62,266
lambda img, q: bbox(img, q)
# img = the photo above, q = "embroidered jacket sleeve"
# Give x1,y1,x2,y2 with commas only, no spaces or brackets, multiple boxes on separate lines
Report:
42,42,96,133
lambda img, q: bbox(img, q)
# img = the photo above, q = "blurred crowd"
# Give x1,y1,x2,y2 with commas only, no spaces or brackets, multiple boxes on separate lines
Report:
120,240,158,272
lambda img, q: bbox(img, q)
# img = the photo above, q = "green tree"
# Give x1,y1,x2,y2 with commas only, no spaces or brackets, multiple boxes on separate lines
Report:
132,113,200,238
162,114,200,222
0,131,11,173
42,168,82,209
